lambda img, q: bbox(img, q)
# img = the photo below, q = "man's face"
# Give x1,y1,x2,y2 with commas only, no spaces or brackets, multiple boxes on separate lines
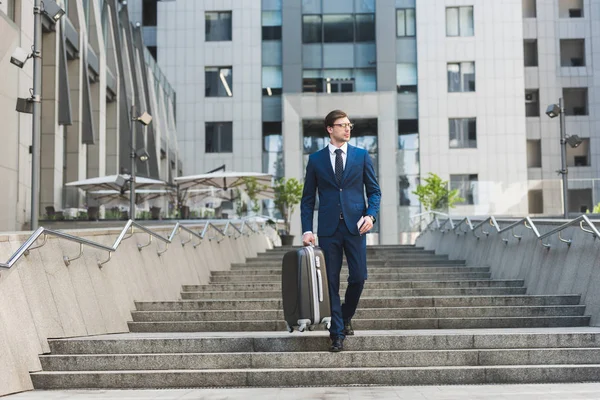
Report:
327,117,352,145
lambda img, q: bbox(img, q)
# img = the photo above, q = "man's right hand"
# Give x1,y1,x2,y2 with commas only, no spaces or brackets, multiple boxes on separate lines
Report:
302,232,316,246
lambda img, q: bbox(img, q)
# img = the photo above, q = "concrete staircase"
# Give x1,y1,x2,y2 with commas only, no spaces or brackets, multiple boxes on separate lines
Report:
31,245,600,388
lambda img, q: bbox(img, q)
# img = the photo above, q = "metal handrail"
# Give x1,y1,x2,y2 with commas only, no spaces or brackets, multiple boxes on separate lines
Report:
418,210,600,250
0,218,258,275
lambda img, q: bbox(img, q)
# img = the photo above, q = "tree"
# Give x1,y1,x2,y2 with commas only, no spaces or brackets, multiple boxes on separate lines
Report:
273,177,303,234
241,176,267,214
412,173,464,211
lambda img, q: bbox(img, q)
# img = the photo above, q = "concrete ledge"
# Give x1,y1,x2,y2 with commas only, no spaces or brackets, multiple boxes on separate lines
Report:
0,223,275,397
416,220,600,326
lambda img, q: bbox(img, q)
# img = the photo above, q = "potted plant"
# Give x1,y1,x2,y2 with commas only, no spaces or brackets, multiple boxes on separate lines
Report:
273,177,303,246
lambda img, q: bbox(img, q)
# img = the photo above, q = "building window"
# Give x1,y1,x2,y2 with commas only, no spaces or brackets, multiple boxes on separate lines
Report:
523,0,536,18
302,14,375,43
302,68,376,93
397,63,417,93
205,122,233,153
449,118,476,148
142,0,157,26
527,139,542,167
262,66,282,96
524,40,538,67
450,174,478,205
303,15,322,43
447,62,475,92
205,11,232,42
525,89,540,117
263,122,284,179
560,39,585,67
205,67,232,97
398,119,419,207
559,0,583,18
567,138,590,167
446,6,474,37
262,11,282,40
563,88,588,115
396,8,416,37
2,0,16,21
355,14,375,42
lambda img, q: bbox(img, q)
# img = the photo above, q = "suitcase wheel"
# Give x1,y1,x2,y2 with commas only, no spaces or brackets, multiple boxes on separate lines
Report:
298,324,307,332
326,322,331,329
285,323,294,333
307,325,315,331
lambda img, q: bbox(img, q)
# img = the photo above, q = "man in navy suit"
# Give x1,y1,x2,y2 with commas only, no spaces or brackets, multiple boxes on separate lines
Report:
301,109,381,352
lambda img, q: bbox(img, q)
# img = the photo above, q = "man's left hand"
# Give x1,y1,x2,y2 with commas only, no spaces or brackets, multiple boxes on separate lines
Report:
359,216,374,235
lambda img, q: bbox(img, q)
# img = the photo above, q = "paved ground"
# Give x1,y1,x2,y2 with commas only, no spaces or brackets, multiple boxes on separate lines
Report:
6,384,600,400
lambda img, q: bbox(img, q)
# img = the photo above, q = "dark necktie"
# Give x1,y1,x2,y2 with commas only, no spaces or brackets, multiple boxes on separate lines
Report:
335,149,343,185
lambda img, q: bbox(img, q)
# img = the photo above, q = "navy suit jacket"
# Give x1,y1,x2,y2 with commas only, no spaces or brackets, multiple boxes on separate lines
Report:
301,144,381,237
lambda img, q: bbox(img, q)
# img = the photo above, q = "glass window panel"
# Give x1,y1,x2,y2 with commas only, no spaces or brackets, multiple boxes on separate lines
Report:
205,12,232,41
396,63,417,85
461,62,475,91
449,118,476,148
263,151,284,178
354,136,378,153
396,9,406,36
450,174,477,205
262,66,282,89
323,14,354,43
262,26,282,40
263,135,283,152
302,0,321,14
262,10,282,25
398,133,419,150
206,122,233,153
355,68,376,92
399,175,420,206
355,0,375,13
356,14,375,42
323,69,353,79
205,67,233,97
459,6,474,36
447,63,460,92
406,9,416,36
446,7,459,36
303,15,322,43
397,150,419,175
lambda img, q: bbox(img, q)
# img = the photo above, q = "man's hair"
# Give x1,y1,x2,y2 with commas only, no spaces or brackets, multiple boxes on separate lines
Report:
324,109,348,130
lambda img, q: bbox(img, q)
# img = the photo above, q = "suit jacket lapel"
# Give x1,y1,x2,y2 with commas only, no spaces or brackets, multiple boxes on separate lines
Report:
341,145,355,184
321,147,338,186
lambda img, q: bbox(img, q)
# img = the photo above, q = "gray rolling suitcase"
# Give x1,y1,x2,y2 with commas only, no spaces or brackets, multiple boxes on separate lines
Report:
282,245,331,332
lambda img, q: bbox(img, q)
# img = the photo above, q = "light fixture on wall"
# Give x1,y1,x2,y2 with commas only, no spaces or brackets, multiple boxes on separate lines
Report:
129,106,152,220
546,98,572,218
8,0,65,229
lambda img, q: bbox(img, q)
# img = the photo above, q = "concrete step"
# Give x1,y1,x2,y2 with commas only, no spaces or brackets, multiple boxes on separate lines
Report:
238,259,467,267
182,280,525,292
180,287,523,300
38,347,600,372
32,364,600,388
45,331,600,354
217,266,489,276
209,272,491,283
136,295,583,311
130,306,586,322
248,254,449,261
127,316,591,332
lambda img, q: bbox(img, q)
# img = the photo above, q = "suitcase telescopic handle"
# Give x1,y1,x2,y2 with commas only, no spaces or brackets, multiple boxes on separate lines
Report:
316,269,324,302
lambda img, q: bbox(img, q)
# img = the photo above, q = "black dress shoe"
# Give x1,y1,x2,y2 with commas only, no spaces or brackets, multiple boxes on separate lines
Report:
343,320,354,336
329,337,344,352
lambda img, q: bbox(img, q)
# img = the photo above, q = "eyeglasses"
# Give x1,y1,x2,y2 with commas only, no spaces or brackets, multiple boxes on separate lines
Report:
332,123,354,130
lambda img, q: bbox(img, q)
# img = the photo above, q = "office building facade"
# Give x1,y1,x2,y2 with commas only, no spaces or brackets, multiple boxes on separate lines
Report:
143,0,596,243
0,0,179,230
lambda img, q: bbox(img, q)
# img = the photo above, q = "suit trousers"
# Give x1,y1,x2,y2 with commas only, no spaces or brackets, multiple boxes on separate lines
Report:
318,218,367,339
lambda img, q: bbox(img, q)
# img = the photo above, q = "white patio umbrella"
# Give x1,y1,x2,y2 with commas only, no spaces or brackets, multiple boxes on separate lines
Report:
89,188,174,204
65,174,167,192
174,171,274,200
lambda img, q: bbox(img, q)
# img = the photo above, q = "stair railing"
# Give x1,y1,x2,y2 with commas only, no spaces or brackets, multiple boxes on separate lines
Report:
0,218,265,276
415,211,600,250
